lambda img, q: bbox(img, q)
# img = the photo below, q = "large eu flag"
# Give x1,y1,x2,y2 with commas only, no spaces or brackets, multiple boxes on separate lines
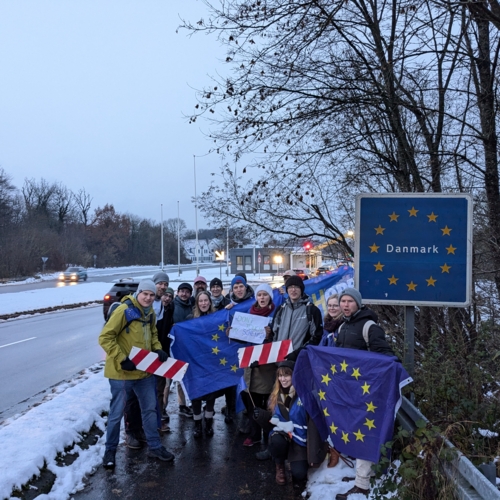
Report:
293,346,412,463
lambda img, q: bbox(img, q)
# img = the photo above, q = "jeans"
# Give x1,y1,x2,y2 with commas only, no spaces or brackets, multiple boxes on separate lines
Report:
106,376,162,451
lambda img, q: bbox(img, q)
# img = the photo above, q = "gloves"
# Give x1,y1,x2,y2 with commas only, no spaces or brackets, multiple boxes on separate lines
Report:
154,349,168,362
120,358,136,371
253,407,261,419
249,360,260,368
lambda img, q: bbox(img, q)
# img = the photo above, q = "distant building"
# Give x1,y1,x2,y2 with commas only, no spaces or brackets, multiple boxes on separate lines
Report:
183,238,223,263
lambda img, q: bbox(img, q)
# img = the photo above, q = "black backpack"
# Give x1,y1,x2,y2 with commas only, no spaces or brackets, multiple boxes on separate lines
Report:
106,298,153,334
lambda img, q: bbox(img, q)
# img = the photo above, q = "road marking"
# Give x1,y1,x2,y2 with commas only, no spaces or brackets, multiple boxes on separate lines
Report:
0,337,37,349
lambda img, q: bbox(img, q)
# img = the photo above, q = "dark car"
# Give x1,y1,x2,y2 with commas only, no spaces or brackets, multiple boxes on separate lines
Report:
292,268,310,280
102,279,140,320
59,266,87,282
315,266,334,276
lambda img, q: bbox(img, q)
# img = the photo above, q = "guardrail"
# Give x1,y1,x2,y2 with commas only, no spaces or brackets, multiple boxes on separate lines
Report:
397,397,500,500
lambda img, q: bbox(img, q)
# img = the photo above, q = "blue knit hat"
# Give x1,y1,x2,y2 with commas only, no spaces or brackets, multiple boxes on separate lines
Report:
231,275,247,288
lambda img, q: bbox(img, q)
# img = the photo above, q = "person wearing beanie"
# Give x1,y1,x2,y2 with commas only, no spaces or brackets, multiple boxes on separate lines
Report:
98,278,174,469
153,271,170,286
241,282,277,451
334,287,396,500
193,275,208,295
210,278,230,311
225,274,255,309
268,273,323,361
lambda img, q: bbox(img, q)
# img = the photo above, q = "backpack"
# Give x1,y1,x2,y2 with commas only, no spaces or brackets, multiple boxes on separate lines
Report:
106,298,153,334
337,319,375,349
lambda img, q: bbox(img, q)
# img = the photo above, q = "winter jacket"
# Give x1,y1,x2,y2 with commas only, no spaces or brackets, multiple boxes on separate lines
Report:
212,295,231,311
229,285,254,304
157,302,174,353
269,294,323,359
335,307,395,356
271,395,308,447
320,316,344,347
99,295,161,380
173,295,194,323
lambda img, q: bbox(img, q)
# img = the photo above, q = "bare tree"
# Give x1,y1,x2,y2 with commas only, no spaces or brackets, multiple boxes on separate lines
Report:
73,188,93,227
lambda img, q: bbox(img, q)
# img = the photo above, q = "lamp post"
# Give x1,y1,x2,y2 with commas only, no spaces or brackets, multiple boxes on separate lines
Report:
273,255,283,275
193,155,200,275
160,204,164,270
177,201,181,277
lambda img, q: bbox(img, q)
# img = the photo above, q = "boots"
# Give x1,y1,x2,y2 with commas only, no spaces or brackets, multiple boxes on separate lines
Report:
193,419,203,438
205,417,214,437
328,447,340,468
275,463,286,485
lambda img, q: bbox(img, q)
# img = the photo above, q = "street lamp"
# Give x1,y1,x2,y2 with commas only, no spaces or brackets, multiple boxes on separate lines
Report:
273,255,283,275
160,204,164,270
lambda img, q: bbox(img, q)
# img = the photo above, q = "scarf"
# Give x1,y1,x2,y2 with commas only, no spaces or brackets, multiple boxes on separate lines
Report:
249,302,275,317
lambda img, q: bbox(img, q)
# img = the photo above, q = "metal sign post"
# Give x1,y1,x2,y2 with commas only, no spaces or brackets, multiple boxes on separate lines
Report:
41,256,48,273
355,194,473,377
215,250,225,280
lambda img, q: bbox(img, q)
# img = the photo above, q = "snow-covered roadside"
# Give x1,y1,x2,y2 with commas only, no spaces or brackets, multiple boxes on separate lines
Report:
0,364,110,500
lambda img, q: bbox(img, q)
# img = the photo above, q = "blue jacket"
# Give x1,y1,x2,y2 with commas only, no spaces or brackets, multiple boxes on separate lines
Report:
271,395,308,447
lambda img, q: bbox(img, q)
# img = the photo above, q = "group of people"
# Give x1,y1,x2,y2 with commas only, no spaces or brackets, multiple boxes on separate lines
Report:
98,269,396,500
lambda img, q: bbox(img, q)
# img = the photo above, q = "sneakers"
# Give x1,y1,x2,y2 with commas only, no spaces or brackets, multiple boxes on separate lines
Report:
255,448,271,460
159,421,171,434
102,449,116,469
126,434,143,449
335,486,370,499
148,446,175,462
243,437,260,447
179,405,193,417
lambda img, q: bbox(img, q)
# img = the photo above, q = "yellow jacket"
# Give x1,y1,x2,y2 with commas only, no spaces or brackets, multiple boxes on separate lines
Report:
99,295,161,380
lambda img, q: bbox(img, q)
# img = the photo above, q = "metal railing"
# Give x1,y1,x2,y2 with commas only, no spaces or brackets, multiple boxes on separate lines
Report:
397,397,500,500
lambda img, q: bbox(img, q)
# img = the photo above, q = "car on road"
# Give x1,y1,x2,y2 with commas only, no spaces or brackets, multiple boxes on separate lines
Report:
103,279,140,320
315,266,334,276
292,268,310,280
59,267,88,282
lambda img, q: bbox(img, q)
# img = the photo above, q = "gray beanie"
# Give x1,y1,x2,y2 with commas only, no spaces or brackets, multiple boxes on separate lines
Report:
137,279,156,294
339,287,362,309
153,271,170,284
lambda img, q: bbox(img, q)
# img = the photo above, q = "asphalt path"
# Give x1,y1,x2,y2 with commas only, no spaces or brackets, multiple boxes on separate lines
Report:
0,263,221,294
0,306,105,419
74,398,306,500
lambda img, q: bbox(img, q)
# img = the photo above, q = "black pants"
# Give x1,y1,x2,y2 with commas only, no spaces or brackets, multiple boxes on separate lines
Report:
268,432,308,481
241,391,270,442
192,395,215,418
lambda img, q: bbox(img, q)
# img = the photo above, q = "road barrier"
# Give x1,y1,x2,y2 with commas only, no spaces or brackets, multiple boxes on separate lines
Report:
397,397,500,499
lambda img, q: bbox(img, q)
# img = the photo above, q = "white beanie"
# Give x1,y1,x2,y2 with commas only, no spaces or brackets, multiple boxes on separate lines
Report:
255,283,274,300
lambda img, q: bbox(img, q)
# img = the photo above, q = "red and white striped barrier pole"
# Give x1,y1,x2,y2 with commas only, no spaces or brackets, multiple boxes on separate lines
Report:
238,340,293,368
129,347,188,381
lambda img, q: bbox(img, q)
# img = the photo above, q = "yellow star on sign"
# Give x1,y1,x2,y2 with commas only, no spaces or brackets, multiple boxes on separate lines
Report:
340,360,348,372
219,358,227,366
364,418,376,430
231,364,238,372
426,276,437,286
351,368,361,380
441,225,452,236
427,212,438,222
212,346,220,355
440,263,451,273
369,243,380,253
321,373,332,386
323,407,330,417
366,401,377,413
388,212,399,222
374,262,384,272
353,429,366,441
218,324,226,331
330,422,338,434
341,432,350,444
212,333,220,341
318,390,326,401
408,207,418,217
330,364,337,375
374,225,385,235
406,281,417,291
361,382,371,395
388,275,399,285
446,244,456,254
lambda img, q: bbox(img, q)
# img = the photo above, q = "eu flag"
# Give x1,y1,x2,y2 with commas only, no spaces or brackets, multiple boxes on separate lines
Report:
293,346,412,463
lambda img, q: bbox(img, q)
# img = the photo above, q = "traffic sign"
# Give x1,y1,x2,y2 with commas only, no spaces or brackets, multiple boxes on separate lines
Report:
258,252,261,263
215,250,225,261
355,194,472,306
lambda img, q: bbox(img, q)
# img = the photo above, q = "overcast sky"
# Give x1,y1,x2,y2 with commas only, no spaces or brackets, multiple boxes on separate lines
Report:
0,0,226,229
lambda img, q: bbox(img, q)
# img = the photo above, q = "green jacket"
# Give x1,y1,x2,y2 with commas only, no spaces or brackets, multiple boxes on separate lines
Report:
99,295,161,380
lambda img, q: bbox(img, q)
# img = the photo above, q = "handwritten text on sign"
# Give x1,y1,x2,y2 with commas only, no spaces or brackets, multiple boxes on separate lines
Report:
229,312,270,344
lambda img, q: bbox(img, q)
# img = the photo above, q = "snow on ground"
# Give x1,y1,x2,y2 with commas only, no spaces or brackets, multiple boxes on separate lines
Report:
0,364,110,500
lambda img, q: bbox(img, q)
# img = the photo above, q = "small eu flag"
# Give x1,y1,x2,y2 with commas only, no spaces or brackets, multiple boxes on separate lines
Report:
293,346,412,463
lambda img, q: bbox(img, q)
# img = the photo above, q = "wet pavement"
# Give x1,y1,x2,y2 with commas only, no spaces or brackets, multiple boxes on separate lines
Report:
74,397,307,500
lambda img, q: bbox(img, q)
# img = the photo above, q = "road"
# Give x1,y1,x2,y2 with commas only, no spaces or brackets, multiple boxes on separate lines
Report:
0,306,105,419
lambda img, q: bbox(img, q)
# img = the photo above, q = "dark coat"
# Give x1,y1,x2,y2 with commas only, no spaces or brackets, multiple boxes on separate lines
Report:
212,295,231,311
173,296,194,324
335,307,395,356
157,302,174,352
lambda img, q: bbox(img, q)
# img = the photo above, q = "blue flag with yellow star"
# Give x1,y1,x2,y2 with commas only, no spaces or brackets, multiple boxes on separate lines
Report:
293,346,412,463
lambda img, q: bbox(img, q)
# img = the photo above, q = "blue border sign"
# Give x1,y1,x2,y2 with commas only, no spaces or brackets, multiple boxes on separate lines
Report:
355,194,472,306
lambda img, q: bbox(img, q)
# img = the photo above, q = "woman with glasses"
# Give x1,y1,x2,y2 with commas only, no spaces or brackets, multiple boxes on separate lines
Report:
320,294,344,347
